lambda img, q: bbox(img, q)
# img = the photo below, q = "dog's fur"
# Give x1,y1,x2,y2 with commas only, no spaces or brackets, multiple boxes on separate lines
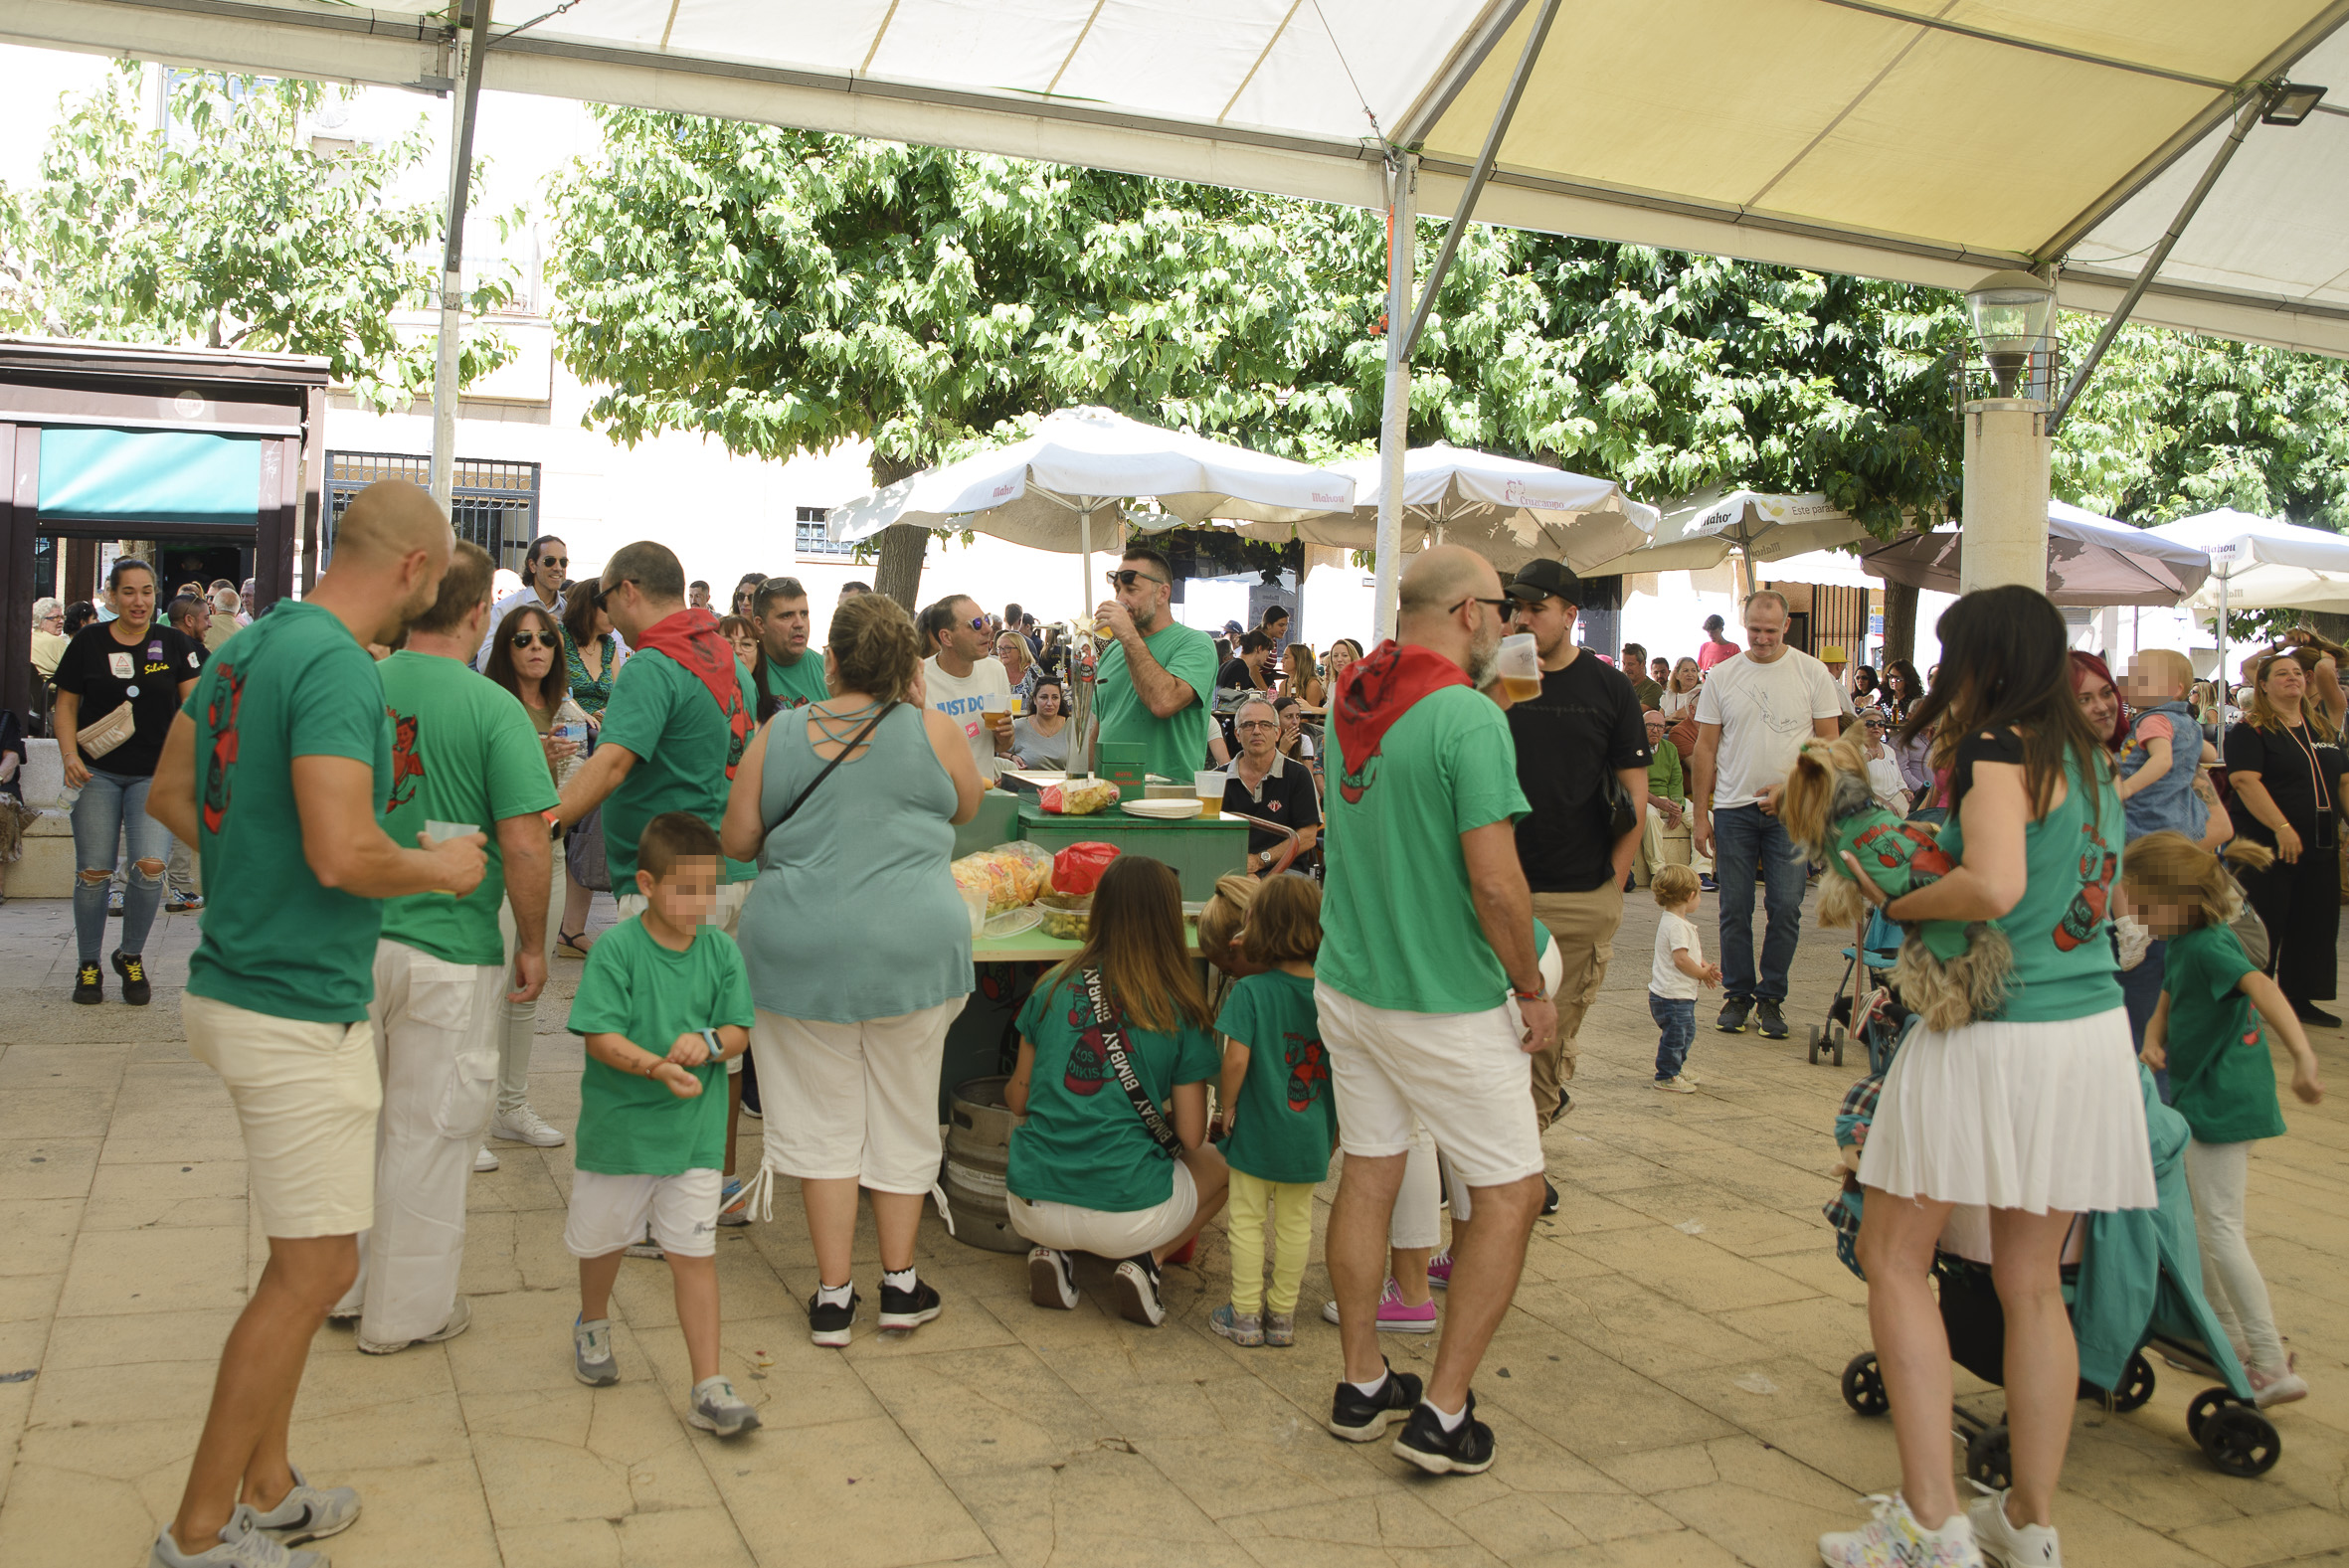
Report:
1779,733,2015,1032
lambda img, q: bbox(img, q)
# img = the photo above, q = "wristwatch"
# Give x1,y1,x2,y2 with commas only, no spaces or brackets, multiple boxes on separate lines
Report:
701,1027,722,1059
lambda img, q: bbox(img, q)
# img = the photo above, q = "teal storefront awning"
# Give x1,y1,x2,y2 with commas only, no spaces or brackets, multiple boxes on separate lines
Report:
39,427,263,523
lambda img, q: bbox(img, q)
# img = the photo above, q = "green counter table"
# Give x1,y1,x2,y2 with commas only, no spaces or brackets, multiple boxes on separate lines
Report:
1011,799,1249,901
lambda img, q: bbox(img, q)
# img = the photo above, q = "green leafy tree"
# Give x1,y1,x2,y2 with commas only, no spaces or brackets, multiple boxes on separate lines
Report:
0,65,516,411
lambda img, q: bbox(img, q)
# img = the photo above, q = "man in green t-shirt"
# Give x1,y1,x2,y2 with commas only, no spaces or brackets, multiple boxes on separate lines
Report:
1315,544,1556,1480
1089,544,1218,782
146,479,485,1566
750,576,830,719
328,540,560,1358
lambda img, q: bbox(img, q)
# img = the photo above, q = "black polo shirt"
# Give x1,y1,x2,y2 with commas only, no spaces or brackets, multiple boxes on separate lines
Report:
1222,753,1322,858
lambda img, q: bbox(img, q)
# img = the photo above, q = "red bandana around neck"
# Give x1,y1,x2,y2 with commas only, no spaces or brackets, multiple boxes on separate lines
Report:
1332,639,1472,804
633,608,754,778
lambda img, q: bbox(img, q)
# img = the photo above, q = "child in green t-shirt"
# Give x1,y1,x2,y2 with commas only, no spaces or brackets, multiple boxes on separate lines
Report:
563,812,760,1437
2128,830,2326,1408
1209,876,1335,1349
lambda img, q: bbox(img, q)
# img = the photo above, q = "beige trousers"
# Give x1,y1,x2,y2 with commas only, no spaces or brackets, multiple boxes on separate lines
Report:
1529,885,1626,1130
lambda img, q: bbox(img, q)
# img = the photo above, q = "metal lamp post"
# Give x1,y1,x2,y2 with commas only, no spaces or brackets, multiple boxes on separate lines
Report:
1956,269,2058,595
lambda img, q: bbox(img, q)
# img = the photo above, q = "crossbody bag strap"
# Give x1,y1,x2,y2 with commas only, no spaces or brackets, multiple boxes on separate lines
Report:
1085,965,1185,1157
767,701,895,835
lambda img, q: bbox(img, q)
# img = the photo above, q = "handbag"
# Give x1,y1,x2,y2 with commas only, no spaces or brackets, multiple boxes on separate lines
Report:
765,702,896,834
77,699,136,760
1595,768,1638,843
565,806,610,893
1084,965,1184,1157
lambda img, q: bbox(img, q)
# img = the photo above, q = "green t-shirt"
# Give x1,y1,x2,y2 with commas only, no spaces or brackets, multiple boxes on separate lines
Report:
1009,970,1221,1213
184,602,392,1023
596,648,757,888
566,917,756,1176
2161,922,2286,1145
1094,619,1218,782
1320,686,1531,1014
376,651,559,966
756,651,830,715
1216,969,1336,1186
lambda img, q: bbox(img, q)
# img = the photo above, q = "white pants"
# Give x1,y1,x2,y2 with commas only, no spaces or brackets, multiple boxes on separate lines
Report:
493,845,567,1117
1318,984,1544,1188
334,940,505,1343
1634,803,1711,885
613,881,752,1075
1010,1161,1198,1258
750,998,964,1193
2186,1138,2287,1371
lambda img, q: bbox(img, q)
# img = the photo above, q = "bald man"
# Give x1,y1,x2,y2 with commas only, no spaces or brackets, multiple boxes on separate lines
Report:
1317,544,1557,1479
146,479,489,1567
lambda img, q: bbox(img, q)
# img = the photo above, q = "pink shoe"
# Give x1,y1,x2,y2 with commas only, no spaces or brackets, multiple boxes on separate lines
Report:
1319,1278,1439,1332
1427,1251,1452,1291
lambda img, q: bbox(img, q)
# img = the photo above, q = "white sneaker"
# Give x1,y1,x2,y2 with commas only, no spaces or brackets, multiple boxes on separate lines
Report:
490,1106,567,1147
472,1145,500,1172
1968,1489,2060,1567
149,1506,324,1567
247,1466,360,1546
2250,1358,2309,1407
1652,1076,1697,1094
357,1297,471,1356
1820,1493,1982,1568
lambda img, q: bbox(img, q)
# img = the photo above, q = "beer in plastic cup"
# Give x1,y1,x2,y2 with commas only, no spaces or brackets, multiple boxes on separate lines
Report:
423,820,473,845
1499,632,1542,703
1195,771,1225,819
1008,692,1024,717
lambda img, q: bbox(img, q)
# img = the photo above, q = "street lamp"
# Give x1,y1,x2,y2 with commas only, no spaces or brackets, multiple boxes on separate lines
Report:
1956,269,2057,594
1964,269,2056,398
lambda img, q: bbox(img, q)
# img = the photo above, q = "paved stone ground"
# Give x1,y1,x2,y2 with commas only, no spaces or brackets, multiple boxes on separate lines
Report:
4,885,2349,1568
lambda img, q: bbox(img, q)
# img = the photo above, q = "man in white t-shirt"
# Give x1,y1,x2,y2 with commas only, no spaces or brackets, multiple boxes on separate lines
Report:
920,594,1012,784
474,535,567,668
1690,590,1842,1041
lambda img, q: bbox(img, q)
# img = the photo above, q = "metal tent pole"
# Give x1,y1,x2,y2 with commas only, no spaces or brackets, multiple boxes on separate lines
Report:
430,1,493,507
1372,155,1415,642
2217,570,2230,715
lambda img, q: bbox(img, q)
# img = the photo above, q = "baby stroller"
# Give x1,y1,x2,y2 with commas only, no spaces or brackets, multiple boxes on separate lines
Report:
1808,907,1905,1070
1827,1032,2281,1481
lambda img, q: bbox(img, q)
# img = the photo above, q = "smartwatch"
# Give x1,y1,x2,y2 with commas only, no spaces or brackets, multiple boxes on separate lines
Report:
701,1027,722,1060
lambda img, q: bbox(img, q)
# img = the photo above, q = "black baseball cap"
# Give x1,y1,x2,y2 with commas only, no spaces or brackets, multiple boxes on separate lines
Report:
1505,559,1583,607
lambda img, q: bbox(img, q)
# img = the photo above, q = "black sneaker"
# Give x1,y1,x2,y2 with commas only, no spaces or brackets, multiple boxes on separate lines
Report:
1541,1180,1559,1216
1717,996,1753,1034
110,950,151,1006
1393,1390,1496,1476
877,1278,943,1332
808,1289,859,1348
1754,998,1788,1039
2293,1001,2340,1029
1328,1356,1424,1442
72,962,102,1005
1112,1255,1166,1326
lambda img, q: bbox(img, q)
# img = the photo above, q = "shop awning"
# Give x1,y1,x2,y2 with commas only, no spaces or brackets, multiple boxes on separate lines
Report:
37,427,265,523
10,0,2349,352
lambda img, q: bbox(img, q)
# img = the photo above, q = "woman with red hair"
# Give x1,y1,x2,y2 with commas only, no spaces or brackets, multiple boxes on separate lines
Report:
2069,651,2129,753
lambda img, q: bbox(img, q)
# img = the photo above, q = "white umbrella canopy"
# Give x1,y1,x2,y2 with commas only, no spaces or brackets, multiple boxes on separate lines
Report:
1581,490,1868,578
826,406,1356,554
1229,443,1656,574
1860,500,2211,607
2147,509,2349,615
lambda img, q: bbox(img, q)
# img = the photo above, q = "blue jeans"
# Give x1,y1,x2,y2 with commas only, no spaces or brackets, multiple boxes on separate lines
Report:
71,768,167,965
2118,931,2174,1104
1712,803,1807,1002
1650,993,1697,1079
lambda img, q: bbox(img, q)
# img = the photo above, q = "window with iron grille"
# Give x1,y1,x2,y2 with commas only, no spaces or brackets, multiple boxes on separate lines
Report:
325,452,541,573
796,505,852,557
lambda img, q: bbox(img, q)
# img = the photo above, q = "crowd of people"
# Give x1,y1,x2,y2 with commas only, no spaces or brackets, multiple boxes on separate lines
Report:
11,487,2336,1568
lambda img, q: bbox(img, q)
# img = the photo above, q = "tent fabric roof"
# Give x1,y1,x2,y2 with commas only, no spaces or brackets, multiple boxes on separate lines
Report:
17,0,2349,352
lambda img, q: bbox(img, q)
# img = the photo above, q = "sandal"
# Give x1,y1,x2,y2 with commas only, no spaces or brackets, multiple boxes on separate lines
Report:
558,931,593,958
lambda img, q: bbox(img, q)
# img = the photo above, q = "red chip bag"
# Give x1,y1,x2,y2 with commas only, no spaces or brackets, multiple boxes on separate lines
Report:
1052,841,1120,896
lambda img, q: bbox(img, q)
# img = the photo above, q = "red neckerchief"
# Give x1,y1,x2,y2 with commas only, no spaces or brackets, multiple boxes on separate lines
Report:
632,608,753,778
1332,639,1471,804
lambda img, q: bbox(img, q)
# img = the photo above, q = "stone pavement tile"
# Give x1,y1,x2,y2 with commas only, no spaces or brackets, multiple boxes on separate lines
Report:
2038,1489,2229,1568
1507,1272,1772,1377
57,1223,247,1317
836,1282,1020,1360
0,1085,118,1139
1502,1526,1744,1568
1648,1352,1863,1433
99,1104,248,1165
713,1414,997,1568
42,1307,240,1372
314,1461,503,1568
854,1341,1111,1474
1405,1403,1677,1545
1469,1331,1737,1463
1217,1491,1502,1568
1711,1298,1875,1380
1714,1411,1903,1497
947,1445,1258,1568
0,1197,80,1278
447,1283,594,1398
501,1506,761,1568
2173,1503,2349,1566
1742,1241,1872,1307
0,1039,126,1095
82,1157,247,1231
0,1271,63,1325
1647,1478,1857,1566
1515,1234,1623,1288
464,1151,571,1213
1133,1413,1401,1522
1529,1191,1656,1239
0,991,184,1045
0,1459,165,1566
1563,1227,1818,1314
0,1135,100,1200
28,1343,218,1430
455,1207,529,1298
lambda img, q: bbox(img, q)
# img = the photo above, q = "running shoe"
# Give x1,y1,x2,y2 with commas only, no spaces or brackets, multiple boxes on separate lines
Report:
716,1176,751,1227
147,1506,323,1567
1210,1303,1263,1346
688,1374,762,1438
1392,1391,1495,1476
1717,996,1753,1034
73,961,102,1005
1319,1277,1437,1332
490,1106,567,1147
808,1289,858,1348
1968,1487,2060,1567
573,1315,619,1386
1327,1357,1422,1442
1819,1492,1982,1568
1754,998,1789,1039
878,1278,943,1332
247,1466,360,1546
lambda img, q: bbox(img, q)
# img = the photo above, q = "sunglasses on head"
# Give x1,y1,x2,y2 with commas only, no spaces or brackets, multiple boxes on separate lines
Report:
511,630,558,650
1107,569,1166,590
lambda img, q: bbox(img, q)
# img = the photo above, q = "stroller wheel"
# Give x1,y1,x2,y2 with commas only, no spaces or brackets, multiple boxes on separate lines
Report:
2200,1404,2281,1478
1840,1352,1889,1416
1807,1025,1822,1065
1964,1423,2013,1492
2113,1352,2157,1413
2187,1386,2229,1444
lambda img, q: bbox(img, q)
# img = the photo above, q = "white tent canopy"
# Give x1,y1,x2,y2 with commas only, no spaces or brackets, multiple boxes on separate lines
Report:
1582,490,1868,578
2147,508,2349,614
1861,499,2213,607
13,1,2349,353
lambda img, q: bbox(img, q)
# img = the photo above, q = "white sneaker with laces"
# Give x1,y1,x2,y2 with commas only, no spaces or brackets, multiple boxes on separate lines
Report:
248,1466,361,1546
490,1105,568,1147
148,1505,324,1567
1820,1493,1982,1568
472,1145,500,1173
1968,1488,2060,1567
1653,1076,1697,1094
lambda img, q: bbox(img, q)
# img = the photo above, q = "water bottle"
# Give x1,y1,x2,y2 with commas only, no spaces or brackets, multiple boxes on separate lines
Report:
59,782,82,808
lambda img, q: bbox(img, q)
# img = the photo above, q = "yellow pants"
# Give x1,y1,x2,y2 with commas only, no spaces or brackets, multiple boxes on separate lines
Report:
1227,1169,1317,1316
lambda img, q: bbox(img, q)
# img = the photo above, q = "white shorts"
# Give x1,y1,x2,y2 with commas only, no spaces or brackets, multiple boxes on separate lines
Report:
185,992,381,1239
1317,982,1544,1189
564,1167,723,1259
751,1000,963,1194
1009,1161,1198,1258
617,881,752,1072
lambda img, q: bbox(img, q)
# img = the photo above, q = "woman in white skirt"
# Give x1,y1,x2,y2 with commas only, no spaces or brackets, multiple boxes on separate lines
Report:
1822,585,2155,1568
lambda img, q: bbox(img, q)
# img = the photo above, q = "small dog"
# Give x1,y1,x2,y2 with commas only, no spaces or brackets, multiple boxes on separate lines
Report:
1778,733,2014,1032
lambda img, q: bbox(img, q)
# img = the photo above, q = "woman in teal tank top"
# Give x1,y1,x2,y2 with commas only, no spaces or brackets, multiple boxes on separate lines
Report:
1818,586,2155,1568
722,595,986,1344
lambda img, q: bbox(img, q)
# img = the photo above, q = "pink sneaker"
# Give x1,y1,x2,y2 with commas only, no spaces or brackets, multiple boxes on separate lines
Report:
1427,1251,1452,1291
1320,1278,1439,1331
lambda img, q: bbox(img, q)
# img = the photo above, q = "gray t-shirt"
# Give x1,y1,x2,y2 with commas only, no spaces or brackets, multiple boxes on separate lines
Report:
1010,714,1071,770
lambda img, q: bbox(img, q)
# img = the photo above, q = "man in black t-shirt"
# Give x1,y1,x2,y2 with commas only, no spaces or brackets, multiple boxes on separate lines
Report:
1222,695,1322,875
1504,560,1650,1133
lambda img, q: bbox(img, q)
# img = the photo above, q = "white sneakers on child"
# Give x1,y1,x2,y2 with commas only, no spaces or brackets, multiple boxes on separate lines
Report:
1969,1488,2061,1567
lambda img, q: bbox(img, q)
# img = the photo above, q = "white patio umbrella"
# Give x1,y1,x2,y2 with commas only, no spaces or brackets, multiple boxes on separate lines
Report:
827,406,1357,608
1229,442,1656,574
1859,500,2211,607
2143,508,2349,697
1581,489,1868,587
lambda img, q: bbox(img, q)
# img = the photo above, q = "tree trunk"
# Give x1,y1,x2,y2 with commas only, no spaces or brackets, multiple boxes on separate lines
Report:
867,451,927,612
1883,579,1918,667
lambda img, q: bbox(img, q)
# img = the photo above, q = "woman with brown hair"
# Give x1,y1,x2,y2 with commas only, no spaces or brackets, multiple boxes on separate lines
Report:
723,591,987,1347
1281,642,1326,709
2224,642,2349,1025
1004,854,1232,1327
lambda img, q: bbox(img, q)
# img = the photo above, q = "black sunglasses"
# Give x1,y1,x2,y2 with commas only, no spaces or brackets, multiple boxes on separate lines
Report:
593,580,630,610
536,556,568,570
511,631,558,650
1449,596,1513,615
1107,569,1167,589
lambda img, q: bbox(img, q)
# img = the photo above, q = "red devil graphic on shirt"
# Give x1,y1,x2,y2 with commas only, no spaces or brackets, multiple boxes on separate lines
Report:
200,665,247,836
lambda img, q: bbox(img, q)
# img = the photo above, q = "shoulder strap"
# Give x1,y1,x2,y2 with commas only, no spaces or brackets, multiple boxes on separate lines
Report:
767,702,895,835
1085,966,1185,1157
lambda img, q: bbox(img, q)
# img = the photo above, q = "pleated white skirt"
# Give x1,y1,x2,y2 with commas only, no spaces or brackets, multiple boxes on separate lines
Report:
1858,1005,2156,1213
